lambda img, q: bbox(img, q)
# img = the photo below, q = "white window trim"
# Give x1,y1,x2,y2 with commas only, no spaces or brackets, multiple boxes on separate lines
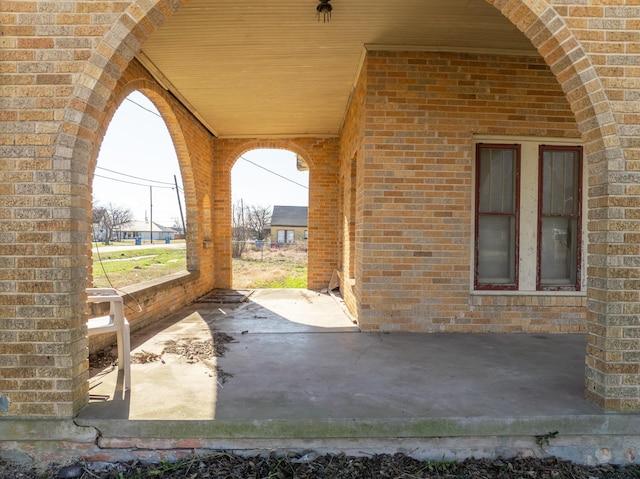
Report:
471,135,586,294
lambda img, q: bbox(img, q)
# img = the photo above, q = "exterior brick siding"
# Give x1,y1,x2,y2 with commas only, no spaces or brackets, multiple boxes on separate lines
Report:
340,51,584,333
1,0,640,420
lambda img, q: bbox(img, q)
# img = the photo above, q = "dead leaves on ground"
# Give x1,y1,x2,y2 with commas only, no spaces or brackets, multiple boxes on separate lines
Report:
91,333,236,386
163,333,235,363
18,453,640,479
131,350,163,364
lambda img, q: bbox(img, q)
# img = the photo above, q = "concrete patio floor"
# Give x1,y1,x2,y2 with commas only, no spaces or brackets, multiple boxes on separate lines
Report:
75,289,640,463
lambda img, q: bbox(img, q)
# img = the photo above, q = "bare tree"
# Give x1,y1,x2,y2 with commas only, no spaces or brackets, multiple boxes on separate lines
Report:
232,200,248,258
92,203,107,225
93,202,134,245
246,205,271,241
233,202,273,257
92,202,108,242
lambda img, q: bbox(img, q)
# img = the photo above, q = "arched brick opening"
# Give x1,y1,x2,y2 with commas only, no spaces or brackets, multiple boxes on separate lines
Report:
488,0,621,156
52,0,192,414
53,0,624,413
90,76,199,273
227,146,311,287
213,138,339,291
223,142,316,172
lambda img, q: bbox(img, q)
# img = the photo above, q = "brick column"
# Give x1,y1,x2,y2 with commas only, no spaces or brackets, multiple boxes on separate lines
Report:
212,162,233,289
0,0,188,418
582,132,640,411
307,139,341,290
502,0,640,411
585,187,640,411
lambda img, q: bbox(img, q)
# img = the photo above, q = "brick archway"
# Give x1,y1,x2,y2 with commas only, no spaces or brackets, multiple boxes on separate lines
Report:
90,71,200,273
48,0,188,416
55,0,187,174
53,0,624,414
227,143,313,287
222,140,316,172
486,0,627,410
54,0,192,290
488,0,621,156
212,138,340,291
60,0,622,300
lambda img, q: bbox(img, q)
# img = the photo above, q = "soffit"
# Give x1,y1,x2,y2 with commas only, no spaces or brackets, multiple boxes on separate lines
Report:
139,0,537,138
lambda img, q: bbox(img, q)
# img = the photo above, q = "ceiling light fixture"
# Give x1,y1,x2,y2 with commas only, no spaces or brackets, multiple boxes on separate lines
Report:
316,0,332,23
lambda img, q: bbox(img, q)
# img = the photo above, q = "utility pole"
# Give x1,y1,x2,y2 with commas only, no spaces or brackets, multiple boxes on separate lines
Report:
174,175,186,236
149,185,153,244
241,198,245,242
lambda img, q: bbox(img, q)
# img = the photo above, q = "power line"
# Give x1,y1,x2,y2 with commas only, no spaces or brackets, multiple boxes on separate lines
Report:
239,155,309,190
123,95,307,192
125,97,162,118
94,173,175,189
96,166,175,186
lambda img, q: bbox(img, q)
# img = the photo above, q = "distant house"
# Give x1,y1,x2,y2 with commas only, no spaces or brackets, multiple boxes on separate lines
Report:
270,205,308,244
121,221,179,241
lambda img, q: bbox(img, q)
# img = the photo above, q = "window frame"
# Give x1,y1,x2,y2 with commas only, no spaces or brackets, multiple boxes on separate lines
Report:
536,145,583,292
277,229,295,244
474,143,521,291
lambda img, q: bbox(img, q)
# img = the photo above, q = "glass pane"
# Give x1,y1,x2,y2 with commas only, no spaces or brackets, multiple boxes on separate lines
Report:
563,153,577,214
498,153,513,212
489,155,504,212
478,215,515,284
542,151,551,213
551,153,564,213
542,150,578,215
478,148,516,214
540,217,577,285
479,151,491,211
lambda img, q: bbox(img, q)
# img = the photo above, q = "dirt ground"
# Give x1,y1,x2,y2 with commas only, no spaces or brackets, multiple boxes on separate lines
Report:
3,453,640,478
232,243,308,289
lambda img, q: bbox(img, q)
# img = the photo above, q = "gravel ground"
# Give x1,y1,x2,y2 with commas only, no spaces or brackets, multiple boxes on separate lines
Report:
2,453,640,479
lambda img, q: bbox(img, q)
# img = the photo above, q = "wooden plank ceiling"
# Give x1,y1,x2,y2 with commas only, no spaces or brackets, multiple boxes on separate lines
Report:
139,0,537,138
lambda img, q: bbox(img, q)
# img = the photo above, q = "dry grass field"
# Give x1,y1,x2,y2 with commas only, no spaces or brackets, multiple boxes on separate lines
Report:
232,242,308,289
92,242,308,290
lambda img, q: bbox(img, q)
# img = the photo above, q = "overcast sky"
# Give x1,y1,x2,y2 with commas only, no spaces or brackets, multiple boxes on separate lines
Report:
94,91,309,226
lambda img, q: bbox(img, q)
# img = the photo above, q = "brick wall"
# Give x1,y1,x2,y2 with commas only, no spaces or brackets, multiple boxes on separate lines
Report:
339,50,585,333
0,0,216,416
1,0,640,418
338,63,367,318
87,272,199,353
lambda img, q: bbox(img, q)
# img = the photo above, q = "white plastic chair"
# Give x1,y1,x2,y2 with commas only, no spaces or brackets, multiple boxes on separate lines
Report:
86,287,131,390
